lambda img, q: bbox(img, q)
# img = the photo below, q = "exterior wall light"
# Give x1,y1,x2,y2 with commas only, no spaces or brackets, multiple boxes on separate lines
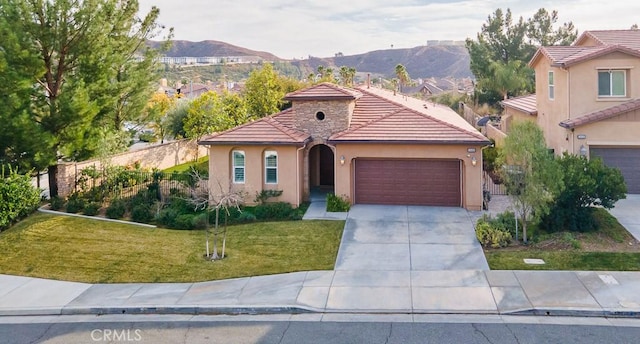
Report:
579,145,588,157
340,155,345,165
467,154,477,166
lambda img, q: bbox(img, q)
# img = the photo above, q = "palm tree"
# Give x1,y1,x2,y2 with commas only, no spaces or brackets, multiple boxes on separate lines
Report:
339,66,357,86
395,64,410,93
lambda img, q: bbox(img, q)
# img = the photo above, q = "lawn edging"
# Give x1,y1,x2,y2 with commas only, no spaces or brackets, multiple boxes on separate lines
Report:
38,206,156,228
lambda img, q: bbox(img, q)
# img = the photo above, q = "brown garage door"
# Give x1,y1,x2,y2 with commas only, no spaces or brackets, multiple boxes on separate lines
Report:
590,147,640,194
354,159,461,206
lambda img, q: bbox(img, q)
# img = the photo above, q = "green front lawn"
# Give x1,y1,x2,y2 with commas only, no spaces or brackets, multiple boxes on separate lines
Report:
485,251,640,271
0,213,344,283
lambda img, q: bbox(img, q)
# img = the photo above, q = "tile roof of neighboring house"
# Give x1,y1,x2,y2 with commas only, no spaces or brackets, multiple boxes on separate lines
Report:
199,108,310,145
530,30,640,68
501,94,538,115
532,45,640,68
576,30,640,51
330,87,488,144
283,82,362,101
200,84,488,146
402,83,444,96
559,98,640,129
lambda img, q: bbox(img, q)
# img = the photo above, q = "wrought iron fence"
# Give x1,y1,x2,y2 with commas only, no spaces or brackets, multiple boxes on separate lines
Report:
483,171,506,195
73,168,208,201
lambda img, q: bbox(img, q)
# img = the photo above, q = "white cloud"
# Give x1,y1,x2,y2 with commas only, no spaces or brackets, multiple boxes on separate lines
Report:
138,0,640,59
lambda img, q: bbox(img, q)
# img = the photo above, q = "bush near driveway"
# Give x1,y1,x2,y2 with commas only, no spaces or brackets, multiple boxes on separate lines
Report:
484,208,640,270
0,213,344,283
540,153,627,232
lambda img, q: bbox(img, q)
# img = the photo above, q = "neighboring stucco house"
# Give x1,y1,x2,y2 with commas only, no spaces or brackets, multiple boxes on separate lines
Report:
199,82,490,210
500,94,537,134
529,29,640,193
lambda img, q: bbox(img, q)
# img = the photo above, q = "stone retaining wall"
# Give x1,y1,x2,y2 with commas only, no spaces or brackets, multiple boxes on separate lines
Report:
56,139,207,197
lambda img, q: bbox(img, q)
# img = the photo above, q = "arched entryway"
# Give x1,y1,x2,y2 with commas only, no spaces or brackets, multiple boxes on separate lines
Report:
308,144,335,191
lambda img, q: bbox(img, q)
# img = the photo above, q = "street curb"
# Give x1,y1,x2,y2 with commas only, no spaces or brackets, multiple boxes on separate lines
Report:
3,306,640,318
503,308,640,318
61,306,318,316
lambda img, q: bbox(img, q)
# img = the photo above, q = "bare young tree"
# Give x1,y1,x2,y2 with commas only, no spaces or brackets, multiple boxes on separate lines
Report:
187,171,245,260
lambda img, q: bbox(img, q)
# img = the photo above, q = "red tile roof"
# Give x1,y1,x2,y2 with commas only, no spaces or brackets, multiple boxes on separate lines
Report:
199,109,310,145
559,98,640,129
530,30,640,68
283,82,362,101
576,30,640,51
200,84,488,146
331,87,488,144
501,94,537,115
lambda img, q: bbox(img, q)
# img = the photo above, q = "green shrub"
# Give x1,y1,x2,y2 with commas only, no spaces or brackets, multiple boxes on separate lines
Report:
237,211,256,223
541,153,627,233
193,212,209,229
83,202,101,216
155,208,179,228
131,204,153,223
65,194,85,214
50,196,65,211
253,202,294,220
0,168,41,229
254,190,283,204
563,232,582,249
175,214,196,230
327,193,350,212
128,188,158,210
475,222,512,248
106,199,127,219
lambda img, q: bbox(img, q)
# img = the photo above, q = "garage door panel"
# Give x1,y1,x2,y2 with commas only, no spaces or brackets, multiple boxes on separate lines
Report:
590,147,640,194
354,159,461,206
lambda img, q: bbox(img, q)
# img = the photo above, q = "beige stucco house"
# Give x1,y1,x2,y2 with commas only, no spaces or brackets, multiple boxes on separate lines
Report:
199,82,490,210
528,29,640,193
500,94,537,134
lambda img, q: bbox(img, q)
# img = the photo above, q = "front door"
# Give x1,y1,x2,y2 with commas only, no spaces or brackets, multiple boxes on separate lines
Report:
319,145,335,186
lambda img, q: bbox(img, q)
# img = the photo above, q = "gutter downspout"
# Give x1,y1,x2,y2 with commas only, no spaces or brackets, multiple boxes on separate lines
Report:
296,142,308,207
563,66,573,154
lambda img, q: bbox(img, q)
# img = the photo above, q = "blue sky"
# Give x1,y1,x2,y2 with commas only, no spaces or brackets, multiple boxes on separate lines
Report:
138,0,640,59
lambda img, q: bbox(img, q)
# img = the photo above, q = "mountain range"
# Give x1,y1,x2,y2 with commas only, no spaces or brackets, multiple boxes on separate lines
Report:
151,40,472,79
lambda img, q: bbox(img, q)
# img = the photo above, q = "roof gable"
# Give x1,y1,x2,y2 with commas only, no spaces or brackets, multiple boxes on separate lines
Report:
559,98,640,129
530,30,640,68
199,109,310,145
283,82,362,101
575,30,640,50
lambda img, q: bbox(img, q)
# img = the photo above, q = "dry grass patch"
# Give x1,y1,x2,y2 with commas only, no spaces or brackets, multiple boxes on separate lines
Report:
0,212,343,283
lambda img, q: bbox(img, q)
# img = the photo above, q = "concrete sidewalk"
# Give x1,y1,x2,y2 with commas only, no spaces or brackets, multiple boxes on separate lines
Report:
2,270,640,318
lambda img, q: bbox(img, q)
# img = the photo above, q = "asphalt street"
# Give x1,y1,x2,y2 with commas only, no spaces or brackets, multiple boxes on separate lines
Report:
1,314,640,344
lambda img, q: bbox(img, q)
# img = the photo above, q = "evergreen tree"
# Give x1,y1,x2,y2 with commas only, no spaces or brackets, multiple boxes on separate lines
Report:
0,0,170,196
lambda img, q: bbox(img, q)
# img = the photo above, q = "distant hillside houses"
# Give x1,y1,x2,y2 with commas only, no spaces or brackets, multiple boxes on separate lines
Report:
425,40,465,46
135,55,265,65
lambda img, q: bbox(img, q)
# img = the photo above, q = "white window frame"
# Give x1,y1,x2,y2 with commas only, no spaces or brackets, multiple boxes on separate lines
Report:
548,71,554,100
597,69,626,97
232,150,245,184
264,150,278,184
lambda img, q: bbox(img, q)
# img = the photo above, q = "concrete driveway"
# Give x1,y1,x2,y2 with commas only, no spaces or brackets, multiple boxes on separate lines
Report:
609,194,640,241
334,205,489,271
